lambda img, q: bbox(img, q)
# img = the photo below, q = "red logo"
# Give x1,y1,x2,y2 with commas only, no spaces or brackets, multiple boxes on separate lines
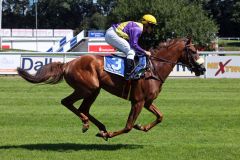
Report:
88,45,116,52
215,59,232,76
2,45,10,49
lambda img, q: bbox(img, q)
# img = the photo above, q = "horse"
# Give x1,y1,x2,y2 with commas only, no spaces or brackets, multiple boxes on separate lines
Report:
17,38,206,140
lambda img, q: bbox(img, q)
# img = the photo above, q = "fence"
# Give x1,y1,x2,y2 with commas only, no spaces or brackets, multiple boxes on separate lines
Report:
0,51,240,78
218,37,240,41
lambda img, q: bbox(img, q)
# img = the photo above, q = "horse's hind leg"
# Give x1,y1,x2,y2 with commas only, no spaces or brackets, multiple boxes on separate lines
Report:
61,91,89,131
96,100,144,139
133,103,163,132
78,89,107,134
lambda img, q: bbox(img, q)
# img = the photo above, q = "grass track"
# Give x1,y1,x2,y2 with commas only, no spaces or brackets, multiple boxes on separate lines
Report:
218,39,240,51
0,77,240,160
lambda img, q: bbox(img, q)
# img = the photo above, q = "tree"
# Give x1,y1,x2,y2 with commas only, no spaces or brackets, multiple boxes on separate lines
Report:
108,0,218,45
192,0,240,37
35,0,107,30
231,2,240,24
3,0,31,28
3,0,109,30
97,0,117,15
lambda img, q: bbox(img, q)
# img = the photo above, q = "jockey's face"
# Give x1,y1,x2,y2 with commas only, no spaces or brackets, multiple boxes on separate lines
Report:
144,23,155,34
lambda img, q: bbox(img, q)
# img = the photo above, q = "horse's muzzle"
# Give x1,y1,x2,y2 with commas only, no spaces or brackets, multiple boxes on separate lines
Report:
194,64,206,76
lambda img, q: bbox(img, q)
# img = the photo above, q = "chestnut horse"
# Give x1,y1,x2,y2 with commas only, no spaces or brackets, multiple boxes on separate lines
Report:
17,38,205,140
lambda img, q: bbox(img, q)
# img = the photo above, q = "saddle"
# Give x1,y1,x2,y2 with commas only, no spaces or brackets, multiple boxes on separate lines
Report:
104,55,161,81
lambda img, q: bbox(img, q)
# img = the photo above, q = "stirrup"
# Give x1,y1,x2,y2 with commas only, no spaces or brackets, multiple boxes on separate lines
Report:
125,59,134,73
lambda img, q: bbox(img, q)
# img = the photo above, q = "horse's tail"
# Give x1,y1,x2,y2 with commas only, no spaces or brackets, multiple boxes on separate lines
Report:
17,62,65,84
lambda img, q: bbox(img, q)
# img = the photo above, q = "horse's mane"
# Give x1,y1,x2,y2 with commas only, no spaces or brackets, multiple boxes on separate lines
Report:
151,38,187,56
157,38,187,49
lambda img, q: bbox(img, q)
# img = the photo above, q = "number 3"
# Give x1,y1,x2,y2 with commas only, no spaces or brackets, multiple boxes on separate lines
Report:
111,58,122,70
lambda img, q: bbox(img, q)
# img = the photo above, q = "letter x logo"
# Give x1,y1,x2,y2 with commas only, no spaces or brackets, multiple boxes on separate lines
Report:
215,59,232,76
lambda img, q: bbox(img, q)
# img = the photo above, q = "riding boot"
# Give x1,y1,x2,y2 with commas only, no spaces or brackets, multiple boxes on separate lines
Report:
125,59,135,78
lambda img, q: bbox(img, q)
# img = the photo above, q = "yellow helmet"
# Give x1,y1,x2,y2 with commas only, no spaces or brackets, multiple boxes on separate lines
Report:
142,14,157,25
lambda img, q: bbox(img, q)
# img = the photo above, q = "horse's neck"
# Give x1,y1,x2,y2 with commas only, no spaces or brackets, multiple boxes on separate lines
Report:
158,47,180,62
152,45,183,82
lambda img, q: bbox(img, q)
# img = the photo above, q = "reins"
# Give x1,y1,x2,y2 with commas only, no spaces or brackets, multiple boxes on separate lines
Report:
149,55,190,68
149,39,195,69
150,55,177,66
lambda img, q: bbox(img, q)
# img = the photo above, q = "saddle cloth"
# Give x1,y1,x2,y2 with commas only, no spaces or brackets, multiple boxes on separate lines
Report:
104,55,147,79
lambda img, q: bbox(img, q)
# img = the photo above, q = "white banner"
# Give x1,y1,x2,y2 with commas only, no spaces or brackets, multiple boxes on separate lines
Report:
0,29,11,36
206,56,240,78
0,55,21,74
54,29,73,37
20,56,65,74
12,29,33,37
33,29,53,37
169,64,195,77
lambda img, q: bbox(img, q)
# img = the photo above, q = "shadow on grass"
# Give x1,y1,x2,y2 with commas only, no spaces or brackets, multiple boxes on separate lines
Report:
0,143,143,151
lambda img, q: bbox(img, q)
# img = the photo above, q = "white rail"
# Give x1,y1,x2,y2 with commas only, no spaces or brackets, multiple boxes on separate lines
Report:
2,51,123,56
2,51,240,56
198,51,240,55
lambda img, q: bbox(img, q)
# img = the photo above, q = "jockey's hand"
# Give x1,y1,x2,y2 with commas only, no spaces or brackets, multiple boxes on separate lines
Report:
145,51,151,57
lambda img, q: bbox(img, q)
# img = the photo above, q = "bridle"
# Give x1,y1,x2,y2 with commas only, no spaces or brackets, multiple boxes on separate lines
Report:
149,42,197,69
149,41,206,79
182,44,200,70
144,39,206,81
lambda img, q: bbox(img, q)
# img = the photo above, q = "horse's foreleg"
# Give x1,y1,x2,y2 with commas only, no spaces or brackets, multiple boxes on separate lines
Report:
61,91,89,130
78,89,107,134
97,101,144,139
133,103,163,132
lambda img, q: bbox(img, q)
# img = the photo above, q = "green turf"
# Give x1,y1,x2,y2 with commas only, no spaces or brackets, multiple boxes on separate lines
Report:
0,77,240,160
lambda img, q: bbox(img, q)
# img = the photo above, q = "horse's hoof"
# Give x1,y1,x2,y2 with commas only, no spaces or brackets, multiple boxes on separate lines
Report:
95,132,102,137
82,124,89,133
96,131,108,141
103,137,108,141
82,127,88,133
133,124,142,130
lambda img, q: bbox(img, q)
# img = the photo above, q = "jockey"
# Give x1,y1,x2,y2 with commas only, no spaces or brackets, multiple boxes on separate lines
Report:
105,14,157,78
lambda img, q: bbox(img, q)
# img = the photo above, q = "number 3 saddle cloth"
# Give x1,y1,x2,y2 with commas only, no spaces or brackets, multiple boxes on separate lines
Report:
104,55,147,80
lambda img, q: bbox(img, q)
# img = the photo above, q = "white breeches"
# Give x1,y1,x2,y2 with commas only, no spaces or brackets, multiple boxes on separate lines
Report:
105,27,135,60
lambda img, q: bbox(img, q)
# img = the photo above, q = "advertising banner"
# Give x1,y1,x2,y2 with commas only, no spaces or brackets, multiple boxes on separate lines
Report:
0,55,21,74
33,29,53,37
12,29,33,37
20,56,64,74
206,56,240,78
19,56,199,77
2,44,10,49
88,45,116,52
169,64,196,77
54,29,73,37
0,29,11,37
88,30,105,38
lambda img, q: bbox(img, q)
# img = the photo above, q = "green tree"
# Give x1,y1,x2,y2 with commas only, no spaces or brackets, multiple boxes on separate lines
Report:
36,0,107,30
97,0,117,15
3,0,31,28
3,0,109,30
88,12,107,29
35,0,82,29
108,0,218,45
231,1,240,23
192,0,240,37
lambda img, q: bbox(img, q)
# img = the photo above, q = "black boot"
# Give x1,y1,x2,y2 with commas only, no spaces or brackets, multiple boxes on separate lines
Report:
125,59,135,79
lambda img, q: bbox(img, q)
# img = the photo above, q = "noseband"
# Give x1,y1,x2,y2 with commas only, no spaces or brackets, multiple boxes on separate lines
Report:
183,44,199,69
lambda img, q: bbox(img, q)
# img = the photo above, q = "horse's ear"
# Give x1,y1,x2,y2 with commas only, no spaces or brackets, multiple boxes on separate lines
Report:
186,37,192,45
